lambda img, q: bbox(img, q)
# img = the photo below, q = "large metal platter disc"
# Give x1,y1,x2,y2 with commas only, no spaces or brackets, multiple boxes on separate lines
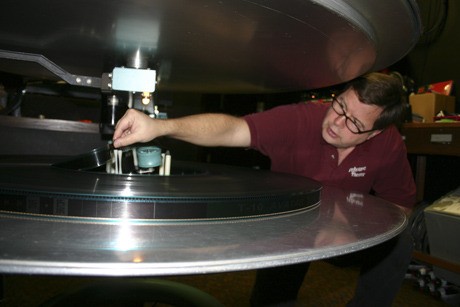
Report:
0,156,407,276
0,0,421,92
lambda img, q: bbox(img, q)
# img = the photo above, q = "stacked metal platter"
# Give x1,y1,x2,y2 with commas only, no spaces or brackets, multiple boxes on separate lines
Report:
0,155,407,276
0,0,421,92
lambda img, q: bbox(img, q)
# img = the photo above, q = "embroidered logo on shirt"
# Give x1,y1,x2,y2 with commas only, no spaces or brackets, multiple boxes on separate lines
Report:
348,166,366,177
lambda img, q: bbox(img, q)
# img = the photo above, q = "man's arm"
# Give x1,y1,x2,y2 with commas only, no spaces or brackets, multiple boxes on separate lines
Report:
112,108,251,148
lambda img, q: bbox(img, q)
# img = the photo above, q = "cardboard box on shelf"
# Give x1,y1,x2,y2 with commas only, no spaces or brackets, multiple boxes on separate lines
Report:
409,93,455,123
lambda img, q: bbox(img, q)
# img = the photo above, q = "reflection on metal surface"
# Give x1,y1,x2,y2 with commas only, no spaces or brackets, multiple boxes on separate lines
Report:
0,155,406,276
0,1,421,92
0,186,406,276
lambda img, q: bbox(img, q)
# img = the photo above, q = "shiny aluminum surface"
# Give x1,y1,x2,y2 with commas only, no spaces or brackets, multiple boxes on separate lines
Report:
0,164,407,276
0,0,421,92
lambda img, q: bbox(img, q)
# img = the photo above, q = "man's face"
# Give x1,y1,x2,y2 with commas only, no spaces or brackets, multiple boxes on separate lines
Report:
321,88,383,149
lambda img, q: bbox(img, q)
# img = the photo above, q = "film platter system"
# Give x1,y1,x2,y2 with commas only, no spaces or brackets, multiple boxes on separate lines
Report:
0,0,418,279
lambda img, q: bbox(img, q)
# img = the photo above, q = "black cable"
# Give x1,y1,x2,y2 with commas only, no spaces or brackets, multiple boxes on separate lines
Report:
409,200,431,253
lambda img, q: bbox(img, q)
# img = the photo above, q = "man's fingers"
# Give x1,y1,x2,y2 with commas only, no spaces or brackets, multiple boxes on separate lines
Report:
113,132,133,148
113,110,138,142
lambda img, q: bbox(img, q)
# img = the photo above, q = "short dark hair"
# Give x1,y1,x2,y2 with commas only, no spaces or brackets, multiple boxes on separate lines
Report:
344,72,405,130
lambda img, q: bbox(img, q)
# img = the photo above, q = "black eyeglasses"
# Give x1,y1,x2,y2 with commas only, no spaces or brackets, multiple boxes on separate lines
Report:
331,98,377,134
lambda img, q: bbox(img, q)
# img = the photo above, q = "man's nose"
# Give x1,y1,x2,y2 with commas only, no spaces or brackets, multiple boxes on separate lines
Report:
333,114,347,127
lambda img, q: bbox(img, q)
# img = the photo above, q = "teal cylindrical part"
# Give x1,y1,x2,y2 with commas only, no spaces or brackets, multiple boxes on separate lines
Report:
137,146,162,168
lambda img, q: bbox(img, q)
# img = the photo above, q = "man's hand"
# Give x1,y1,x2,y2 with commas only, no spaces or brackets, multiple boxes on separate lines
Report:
112,109,156,148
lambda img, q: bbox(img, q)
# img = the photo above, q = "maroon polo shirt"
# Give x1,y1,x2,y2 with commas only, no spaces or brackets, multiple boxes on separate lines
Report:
244,102,416,208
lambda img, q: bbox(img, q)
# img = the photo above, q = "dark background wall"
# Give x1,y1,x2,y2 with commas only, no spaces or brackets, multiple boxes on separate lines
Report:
394,0,460,112
396,0,460,202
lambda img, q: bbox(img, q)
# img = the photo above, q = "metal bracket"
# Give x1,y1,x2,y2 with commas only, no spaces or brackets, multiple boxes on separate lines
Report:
0,49,101,89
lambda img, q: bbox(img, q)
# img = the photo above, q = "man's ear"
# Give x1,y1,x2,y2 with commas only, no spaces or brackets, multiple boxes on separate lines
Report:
366,129,382,140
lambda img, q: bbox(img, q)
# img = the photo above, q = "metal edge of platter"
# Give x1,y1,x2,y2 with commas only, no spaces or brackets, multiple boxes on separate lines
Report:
0,155,322,221
0,185,407,276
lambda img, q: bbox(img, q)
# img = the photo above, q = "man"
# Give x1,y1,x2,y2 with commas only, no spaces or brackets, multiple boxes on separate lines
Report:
113,72,416,306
